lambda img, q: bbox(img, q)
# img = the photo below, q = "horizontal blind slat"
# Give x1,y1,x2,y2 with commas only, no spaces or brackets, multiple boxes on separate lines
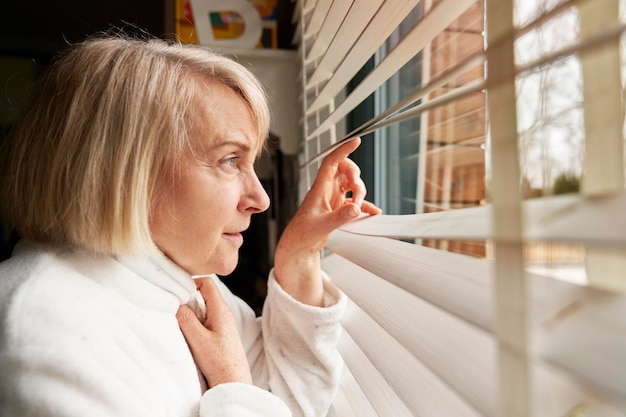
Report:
332,363,379,417
327,391,358,417
306,0,384,85
344,50,485,141
302,0,318,15
323,253,496,414
328,230,493,330
301,1,626,169
324,253,626,415
303,0,332,39
337,192,626,244
536,286,626,401
303,20,626,167
303,0,420,111
301,78,486,168
304,0,355,63
326,232,626,402
340,297,484,416
306,0,477,137
344,79,486,145
338,327,416,417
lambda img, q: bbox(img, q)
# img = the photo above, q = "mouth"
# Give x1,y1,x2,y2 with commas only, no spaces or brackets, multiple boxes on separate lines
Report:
223,231,244,244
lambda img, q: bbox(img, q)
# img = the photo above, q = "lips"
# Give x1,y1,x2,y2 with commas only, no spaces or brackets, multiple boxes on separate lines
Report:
223,231,244,244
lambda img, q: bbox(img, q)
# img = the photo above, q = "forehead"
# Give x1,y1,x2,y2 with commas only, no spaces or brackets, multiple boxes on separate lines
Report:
188,80,265,156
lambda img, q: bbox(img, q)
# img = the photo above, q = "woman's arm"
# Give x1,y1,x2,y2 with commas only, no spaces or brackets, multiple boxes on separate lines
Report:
273,137,381,306
176,138,379,415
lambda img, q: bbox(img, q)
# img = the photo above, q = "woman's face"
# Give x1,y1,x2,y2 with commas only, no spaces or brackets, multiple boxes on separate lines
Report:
150,81,270,276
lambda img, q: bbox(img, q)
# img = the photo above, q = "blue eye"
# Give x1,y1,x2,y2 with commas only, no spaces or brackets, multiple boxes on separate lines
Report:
224,157,238,167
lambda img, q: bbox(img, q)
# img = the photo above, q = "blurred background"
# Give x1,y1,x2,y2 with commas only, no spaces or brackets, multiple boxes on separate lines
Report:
0,0,298,312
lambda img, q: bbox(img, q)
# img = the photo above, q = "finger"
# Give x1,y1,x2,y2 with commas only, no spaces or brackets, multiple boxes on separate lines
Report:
320,201,381,236
317,202,362,235
316,137,361,179
308,139,361,201
196,278,231,331
196,276,222,302
339,164,366,206
332,203,361,229
361,200,383,215
176,304,210,347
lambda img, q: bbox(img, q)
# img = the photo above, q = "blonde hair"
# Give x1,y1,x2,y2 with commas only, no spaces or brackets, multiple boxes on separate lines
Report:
0,35,270,256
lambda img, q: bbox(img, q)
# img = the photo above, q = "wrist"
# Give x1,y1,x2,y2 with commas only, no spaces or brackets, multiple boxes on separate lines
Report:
274,253,324,307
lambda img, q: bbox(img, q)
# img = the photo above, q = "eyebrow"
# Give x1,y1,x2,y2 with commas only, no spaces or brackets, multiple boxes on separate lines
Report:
193,139,254,158
210,140,252,153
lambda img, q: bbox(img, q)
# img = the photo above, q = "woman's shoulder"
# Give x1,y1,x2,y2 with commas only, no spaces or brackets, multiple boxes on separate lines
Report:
0,240,119,347
0,239,98,297
0,240,68,306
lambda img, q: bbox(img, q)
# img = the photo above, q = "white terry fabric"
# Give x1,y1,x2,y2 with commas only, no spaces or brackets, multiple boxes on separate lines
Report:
0,240,347,417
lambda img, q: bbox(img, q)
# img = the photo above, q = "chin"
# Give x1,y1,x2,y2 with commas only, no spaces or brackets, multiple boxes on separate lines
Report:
214,260,239,276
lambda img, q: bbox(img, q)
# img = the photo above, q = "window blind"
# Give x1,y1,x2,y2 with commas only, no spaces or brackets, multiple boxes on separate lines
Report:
294,0,626,416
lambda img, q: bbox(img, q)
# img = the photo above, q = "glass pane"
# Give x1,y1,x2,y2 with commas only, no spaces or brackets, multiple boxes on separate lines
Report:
412,0,486,257
511,0,626,286
375,6,423,216
514,0,583,196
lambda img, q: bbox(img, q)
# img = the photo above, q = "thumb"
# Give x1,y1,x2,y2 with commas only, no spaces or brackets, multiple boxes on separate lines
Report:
176,304,209,344
327,203,361,231
197,278,232,332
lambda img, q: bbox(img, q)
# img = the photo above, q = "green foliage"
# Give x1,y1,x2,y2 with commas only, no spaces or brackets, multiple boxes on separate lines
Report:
552,173,580,195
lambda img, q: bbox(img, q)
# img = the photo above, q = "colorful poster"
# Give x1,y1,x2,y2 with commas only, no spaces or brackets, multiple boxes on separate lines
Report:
176,0,279,48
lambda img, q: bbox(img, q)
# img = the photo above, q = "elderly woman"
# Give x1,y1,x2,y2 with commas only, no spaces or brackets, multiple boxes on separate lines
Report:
0,36,379,417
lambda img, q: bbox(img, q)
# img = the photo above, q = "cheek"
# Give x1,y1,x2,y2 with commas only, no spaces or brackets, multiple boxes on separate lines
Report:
148,180,196,249
151,181,229,242
148,193,179,251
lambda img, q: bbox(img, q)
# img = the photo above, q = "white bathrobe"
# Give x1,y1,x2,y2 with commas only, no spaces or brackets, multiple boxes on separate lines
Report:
0,240,347,417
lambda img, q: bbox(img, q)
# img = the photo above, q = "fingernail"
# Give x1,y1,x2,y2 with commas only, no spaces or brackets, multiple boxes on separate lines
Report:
349,205,360,217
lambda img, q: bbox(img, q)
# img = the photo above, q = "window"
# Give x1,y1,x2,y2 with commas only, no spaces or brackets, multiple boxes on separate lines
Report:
296,0,626,415
370,6,423,216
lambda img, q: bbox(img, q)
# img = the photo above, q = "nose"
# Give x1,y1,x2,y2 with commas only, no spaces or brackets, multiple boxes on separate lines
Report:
240,170,270,214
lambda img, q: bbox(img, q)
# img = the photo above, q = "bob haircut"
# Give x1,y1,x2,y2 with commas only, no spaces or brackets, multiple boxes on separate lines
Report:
0,35,270,256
